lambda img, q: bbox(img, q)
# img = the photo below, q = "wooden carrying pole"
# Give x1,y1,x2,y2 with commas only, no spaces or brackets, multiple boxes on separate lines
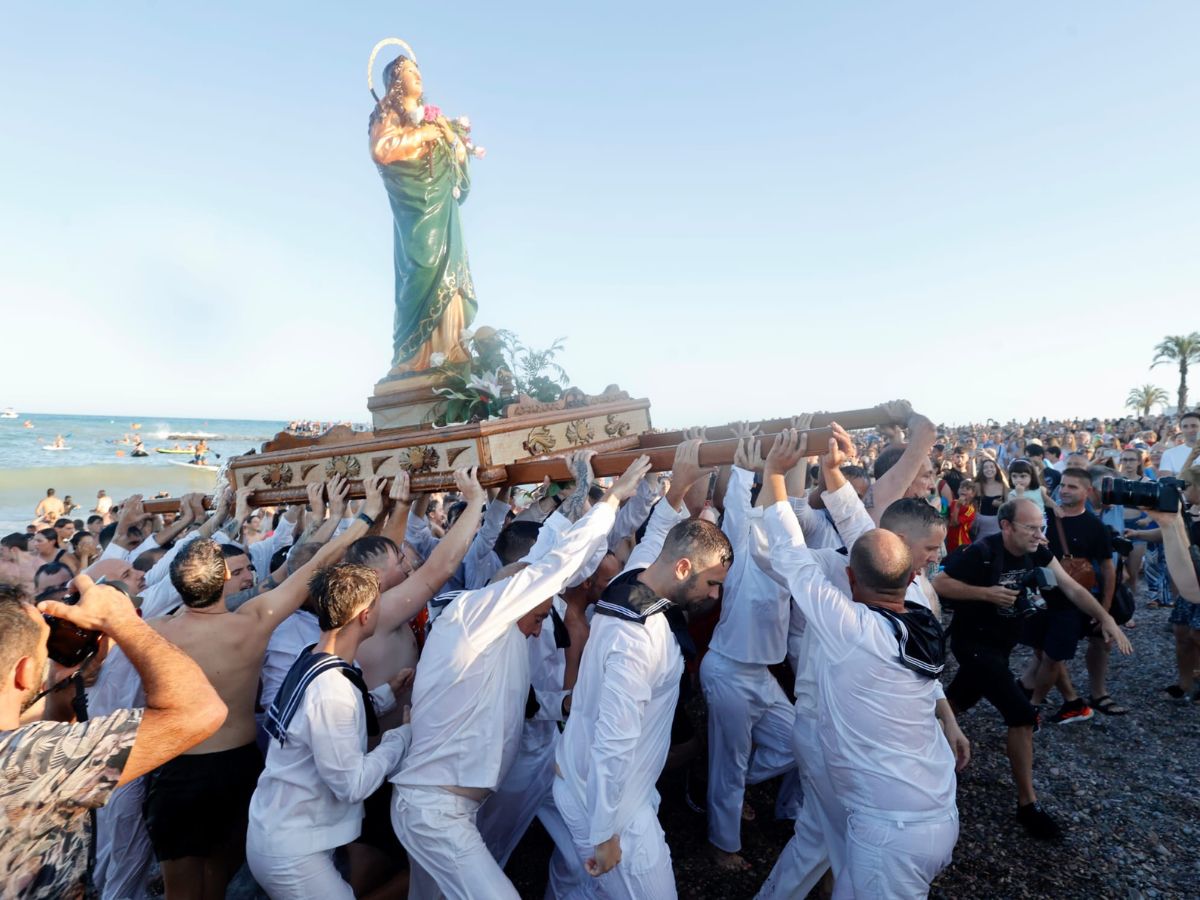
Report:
636,404,906,449
139,425,842,514
138,402,901,514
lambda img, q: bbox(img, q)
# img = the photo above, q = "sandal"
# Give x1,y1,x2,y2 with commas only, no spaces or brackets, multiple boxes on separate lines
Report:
1089,695,1129,716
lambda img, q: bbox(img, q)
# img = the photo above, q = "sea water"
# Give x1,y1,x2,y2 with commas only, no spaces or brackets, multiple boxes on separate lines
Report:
0,412,288,533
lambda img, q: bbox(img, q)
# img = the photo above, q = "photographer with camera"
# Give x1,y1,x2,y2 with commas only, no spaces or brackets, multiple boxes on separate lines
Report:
1108,464,1200,703
933,498,1132,840
0,575,226,898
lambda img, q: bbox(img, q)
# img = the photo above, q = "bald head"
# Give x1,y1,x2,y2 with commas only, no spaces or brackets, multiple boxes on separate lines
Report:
848,529,912,596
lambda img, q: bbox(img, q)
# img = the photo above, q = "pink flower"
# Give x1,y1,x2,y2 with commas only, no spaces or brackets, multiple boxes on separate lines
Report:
472,145,487,159
423,105,442,122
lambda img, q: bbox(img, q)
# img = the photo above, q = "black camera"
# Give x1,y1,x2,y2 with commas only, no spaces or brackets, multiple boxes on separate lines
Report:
1101,476,1181,513
998,567,1055,618
42,578,132,667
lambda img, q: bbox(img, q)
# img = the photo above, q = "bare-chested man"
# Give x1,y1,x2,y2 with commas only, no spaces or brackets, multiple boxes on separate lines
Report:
141,477,387,900
353,468,487,727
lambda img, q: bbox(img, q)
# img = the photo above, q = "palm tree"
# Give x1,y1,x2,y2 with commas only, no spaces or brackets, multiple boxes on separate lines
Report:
1151,332,1200,414
1125,384,1169,418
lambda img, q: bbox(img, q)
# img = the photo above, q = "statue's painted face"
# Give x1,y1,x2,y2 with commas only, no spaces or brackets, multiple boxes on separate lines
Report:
399,61,422,98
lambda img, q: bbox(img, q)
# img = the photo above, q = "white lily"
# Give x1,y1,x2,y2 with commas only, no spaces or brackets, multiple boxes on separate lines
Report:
430,351,447,367
465,370,504,397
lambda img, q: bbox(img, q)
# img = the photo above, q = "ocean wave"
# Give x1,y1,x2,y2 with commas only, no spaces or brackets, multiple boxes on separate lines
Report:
0,463,220,499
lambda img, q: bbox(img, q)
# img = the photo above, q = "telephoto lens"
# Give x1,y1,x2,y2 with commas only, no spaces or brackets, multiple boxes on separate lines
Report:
1101,476,1181,513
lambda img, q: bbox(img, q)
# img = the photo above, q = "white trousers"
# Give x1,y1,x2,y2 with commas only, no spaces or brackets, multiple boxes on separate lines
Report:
836,809,958,900
755,717,844,899
391,784,520,900
477,732,556,865
700,650,799,852
94,777,155,900
245,846,353,899
552,779,676,900
476,731,588,898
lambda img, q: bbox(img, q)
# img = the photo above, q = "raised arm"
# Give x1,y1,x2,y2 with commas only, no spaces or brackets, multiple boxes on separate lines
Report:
817,423,876,550
240,478,387,628
869,406,937,525
374,468,487,634
1145,509,1200,602
622,440,710,574
608,474,661,551
460,457,651,647
38,576,227,787
380,471,414,548
760,430,863,652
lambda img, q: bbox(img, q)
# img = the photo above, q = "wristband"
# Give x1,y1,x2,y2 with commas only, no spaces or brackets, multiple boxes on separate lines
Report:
357,511,376,528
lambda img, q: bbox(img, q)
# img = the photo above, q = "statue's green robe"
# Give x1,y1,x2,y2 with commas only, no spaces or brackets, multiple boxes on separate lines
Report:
378,139,477,366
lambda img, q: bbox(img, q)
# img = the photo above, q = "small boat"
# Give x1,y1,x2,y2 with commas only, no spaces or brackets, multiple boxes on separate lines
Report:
0,408,17,418
42,445,71,451
155,448,195,455
170,461,219,472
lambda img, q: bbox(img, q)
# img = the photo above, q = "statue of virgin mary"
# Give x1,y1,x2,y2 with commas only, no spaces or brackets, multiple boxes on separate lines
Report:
369,46,478,374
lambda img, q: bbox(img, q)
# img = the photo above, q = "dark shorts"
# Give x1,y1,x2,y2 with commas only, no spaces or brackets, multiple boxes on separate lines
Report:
946,638,1039,728
356,782,406,858
144,742,263,861
1023,607,1089,661
1169,595,1200,631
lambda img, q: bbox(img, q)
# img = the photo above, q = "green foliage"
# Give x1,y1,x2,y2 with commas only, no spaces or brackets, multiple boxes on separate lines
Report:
428,329,572,425
1125,384,1169,417
1151,331,1200,413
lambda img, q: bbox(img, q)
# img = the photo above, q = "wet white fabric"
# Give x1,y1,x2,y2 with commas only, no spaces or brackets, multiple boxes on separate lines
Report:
394,503,615,793
554,499,689,850
391,785,520,900
763,501,957,894
835,809,958,900
476,595,566,865
700,648,797,853
247,667,410,859
246,846,354,900
553,779,677,900
711,467,791,665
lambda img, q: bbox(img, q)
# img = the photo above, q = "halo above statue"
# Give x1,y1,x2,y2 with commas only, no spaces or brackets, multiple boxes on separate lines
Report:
368,38,418,101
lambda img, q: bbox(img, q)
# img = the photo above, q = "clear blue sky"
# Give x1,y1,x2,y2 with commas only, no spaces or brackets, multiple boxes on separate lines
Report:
2,3,1197,427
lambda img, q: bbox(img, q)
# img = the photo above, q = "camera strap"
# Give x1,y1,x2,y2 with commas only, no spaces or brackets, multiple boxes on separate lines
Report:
28,648,98,707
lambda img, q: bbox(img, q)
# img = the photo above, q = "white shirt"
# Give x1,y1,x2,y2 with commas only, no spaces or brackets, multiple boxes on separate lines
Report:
764,501,955,816
554,498,691,847
1160,442,1197,476
247,516,296,583
393,503,616,792
259,609,396,715
261,611,322,711
609,477,659,552
753,481,944,707
790,495,847,551
97,533,159,565
247,667,410,856
710,466,790,665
